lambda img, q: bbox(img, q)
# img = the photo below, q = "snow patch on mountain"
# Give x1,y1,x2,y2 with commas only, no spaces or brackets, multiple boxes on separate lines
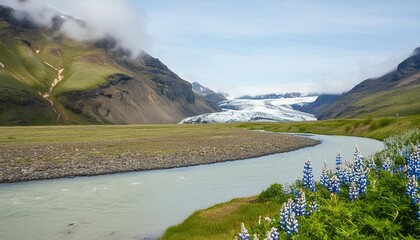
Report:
180,96,318,123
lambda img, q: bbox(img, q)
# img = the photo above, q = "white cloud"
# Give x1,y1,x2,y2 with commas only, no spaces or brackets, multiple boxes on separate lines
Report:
0,0,150,56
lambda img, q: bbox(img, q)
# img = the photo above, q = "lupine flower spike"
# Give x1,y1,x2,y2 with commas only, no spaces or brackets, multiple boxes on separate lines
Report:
295,190,306,216
320,161,330,188
328,175,341,194
348,182,359,201
309,200,318,215
303,159,316,192
337,164,347,184
279,202,289,230
266,227,279,240
382,157,391,172
336,152,343,171
238,222,251,240
289,197,296,215
357,166,369,195
406,175,419,205
411,145,419,178
353,146,363,172
286,212,299,236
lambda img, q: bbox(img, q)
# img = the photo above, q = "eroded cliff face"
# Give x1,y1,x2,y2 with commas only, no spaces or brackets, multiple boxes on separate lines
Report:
62,72,216,124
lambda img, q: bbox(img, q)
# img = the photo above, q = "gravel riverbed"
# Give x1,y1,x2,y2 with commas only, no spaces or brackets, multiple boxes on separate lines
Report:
0,129,319,183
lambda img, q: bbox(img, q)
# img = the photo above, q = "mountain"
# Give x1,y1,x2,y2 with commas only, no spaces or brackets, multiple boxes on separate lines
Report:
292,94,342,117
0,5,217,125
180,95,317,123
317,48,420,119
191,81,227,108
237,92,313,100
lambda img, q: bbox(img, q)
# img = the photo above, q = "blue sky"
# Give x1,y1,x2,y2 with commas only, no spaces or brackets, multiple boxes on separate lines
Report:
135,0,420,96
4,0,419,97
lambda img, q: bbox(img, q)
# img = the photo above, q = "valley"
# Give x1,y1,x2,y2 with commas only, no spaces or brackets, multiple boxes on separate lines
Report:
1,1,420,240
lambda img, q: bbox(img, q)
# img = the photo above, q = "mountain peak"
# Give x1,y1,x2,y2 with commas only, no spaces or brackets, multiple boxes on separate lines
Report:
413,47,420,56
192,82,214,96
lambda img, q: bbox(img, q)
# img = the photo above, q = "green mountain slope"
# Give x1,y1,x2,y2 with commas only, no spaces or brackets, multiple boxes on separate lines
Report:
318,48,420,119
0,5,217,125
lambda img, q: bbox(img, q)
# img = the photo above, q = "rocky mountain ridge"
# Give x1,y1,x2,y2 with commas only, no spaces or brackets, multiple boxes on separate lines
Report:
315,47,420,119
0,5,217,125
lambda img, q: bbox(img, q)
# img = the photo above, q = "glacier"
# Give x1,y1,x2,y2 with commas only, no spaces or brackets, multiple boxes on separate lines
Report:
180,96,318,123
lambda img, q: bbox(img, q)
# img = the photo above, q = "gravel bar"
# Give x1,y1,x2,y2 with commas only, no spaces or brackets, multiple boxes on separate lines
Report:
0,130,319,183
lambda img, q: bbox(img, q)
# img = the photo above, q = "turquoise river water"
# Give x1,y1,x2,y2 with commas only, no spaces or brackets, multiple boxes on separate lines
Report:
0,134,383,239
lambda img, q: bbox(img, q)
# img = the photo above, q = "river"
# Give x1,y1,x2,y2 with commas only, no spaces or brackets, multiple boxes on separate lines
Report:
0,134,383,240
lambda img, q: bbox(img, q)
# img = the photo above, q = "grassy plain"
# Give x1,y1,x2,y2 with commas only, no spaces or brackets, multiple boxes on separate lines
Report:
0,124,318,182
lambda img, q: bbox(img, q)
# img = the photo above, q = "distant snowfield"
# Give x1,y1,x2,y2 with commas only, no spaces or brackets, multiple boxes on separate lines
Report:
180,96,318,123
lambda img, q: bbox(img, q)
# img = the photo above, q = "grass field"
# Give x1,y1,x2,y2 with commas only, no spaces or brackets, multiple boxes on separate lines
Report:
238,115,420,140
0,124,318,182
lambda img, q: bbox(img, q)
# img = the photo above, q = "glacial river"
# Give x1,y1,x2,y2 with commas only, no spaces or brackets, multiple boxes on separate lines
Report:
0,134,383,240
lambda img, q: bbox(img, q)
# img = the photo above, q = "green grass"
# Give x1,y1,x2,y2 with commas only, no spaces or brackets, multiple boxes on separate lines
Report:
161,197,282,240
55,60,122,94
161,130,420,239
238,115,420,140
352,84,420,117
0,124,235,143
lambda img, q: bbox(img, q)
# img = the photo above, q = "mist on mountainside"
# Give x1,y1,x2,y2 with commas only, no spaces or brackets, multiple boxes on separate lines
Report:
0,0,149,56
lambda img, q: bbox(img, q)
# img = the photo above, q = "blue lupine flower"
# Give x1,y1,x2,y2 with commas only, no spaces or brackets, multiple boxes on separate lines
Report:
337,165,348,184
303,159,316,192
349,182,359,201
238,223,251,240
357,167,368,195
286,212,299,236
397,165,405,173
382,157,391,172
320,162,330,188
279,202,289,230
309,200,318,215
406,175,418,196
353,146,363,172
328,175,340,194
407,147,418,178
295,190,306,217
336,153,342,171
347,167,355,184
289,197,297,215
354,145,360,160
406,175,419,205
411,192,419,205
266,227,279,240
412,146,419,179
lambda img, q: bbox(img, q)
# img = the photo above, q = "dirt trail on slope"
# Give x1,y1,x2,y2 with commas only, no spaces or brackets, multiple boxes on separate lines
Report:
42,62,64,121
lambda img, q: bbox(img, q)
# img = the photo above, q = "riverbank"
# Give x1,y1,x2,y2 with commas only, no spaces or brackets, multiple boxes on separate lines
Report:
161,129,420,239
0,124,319,183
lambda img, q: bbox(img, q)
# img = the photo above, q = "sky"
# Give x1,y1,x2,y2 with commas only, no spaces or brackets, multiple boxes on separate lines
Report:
2,0,420,97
